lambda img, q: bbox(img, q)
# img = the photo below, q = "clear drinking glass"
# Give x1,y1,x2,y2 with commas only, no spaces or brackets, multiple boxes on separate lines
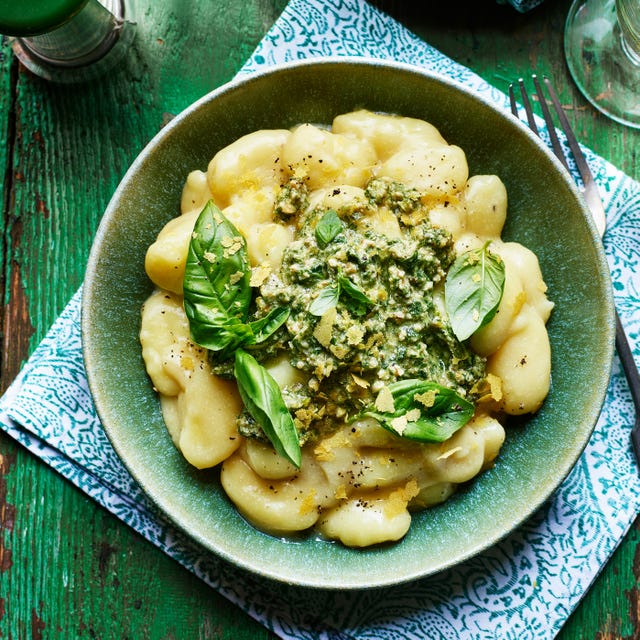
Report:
565,0,640,128
0,0,135,82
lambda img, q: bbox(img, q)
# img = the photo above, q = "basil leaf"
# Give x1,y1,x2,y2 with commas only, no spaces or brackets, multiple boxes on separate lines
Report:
360,379,474,443
248,306,290,343
337,274,375,317
314,209,344,248
206,321,257,363
183,201,253,351
309,283,340,316
309,276,375,317
444,242,505,341
234,349,301,468
183,206,299,467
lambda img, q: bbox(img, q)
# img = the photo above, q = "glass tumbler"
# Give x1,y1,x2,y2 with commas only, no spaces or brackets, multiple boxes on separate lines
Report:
565,0,640,128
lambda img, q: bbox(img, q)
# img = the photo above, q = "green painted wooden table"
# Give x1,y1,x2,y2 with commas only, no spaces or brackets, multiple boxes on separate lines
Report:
1,0,638,637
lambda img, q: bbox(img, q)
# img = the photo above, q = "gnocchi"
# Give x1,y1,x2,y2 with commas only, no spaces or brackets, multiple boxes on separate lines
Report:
140,110,553,547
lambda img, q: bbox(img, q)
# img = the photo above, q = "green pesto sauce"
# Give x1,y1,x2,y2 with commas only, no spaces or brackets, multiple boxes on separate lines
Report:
223,177,486,445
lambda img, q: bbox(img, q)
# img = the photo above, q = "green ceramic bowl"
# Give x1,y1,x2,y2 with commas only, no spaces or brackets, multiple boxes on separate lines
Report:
82,58,615,589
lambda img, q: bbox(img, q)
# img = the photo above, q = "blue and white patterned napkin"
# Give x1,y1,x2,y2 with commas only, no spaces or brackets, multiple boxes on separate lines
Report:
2,0,639,638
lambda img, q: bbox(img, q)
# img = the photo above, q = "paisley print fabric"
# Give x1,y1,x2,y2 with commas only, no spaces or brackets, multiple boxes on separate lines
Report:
1,0,638,638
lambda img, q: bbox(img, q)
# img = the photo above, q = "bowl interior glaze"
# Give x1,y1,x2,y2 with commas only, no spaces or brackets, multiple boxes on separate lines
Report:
82,58,614,589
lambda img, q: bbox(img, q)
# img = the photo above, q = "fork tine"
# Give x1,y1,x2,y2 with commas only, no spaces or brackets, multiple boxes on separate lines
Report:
532,75,570,172
542,76,607,237
541,76,597,192
508,83,519,118
510,74,606,236
512,78,539,136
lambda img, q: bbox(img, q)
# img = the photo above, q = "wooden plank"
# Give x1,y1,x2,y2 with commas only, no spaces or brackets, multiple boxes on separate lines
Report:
1,0,639,637
0,2,285,637
387,1,640,638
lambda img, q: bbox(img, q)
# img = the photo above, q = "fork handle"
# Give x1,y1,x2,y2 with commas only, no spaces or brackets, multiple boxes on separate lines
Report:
615,311,640,467
616,312,640,408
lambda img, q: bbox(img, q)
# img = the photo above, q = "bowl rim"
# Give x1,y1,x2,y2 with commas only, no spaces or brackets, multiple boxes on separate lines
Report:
82,56,615,589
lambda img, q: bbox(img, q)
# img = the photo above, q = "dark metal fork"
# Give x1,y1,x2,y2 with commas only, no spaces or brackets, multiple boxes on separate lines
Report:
509,75,640,469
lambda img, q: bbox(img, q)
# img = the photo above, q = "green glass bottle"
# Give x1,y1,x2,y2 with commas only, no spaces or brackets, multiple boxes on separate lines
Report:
0,0,89,36
1,0,134,82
